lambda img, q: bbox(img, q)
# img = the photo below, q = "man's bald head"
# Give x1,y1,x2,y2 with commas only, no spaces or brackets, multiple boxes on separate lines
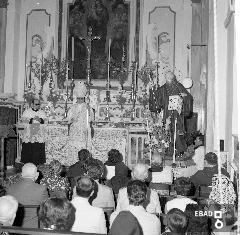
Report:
21,163,39,180
132,164,149,181
0,196,18,225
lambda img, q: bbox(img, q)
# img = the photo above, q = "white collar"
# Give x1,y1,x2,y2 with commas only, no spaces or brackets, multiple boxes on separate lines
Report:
128,205,146,212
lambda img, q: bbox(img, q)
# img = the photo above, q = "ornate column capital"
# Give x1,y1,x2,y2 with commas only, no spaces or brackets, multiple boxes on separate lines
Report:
0,0,8,8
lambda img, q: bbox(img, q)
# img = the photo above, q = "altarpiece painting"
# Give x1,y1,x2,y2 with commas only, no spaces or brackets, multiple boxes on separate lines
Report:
68,0,129,80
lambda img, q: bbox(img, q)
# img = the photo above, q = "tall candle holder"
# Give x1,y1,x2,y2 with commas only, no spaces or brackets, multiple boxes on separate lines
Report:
69,61,75,101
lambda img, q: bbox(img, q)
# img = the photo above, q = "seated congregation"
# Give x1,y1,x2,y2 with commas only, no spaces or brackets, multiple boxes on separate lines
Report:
0,147,237,235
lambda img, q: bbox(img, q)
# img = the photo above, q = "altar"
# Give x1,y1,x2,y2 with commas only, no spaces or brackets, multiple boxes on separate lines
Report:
18,124,128,166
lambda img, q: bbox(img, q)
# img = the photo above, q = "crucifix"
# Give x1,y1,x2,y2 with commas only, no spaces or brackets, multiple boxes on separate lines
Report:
79,27,101,86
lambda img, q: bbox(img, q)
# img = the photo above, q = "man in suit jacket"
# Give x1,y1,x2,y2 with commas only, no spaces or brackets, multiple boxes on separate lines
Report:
6,163,48,228
71,176,107,234
190,152,230,188
67,149,92,188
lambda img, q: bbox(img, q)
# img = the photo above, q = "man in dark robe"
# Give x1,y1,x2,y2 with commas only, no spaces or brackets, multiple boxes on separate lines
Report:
149,71,193,156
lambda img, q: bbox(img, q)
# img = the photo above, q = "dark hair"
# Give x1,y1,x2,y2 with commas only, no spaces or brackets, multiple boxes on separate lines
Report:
105,149,123,166
166,208,188,234
75,176,94,198
49,160,62,175
86,160,104,180
194,133,205,146
204,152,218,165
127,180,147,206
39,198,75,231
78,149,91,163
174,177,193,196
185,204,210,234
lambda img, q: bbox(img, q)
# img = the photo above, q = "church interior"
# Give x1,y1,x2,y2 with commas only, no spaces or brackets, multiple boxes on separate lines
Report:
0,0,239,234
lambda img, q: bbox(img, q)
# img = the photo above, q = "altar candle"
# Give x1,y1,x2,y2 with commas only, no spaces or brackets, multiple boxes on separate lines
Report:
72,37,74,61
108,38,111,62
173,118,177,163
107,38,111,90
135,62,138,90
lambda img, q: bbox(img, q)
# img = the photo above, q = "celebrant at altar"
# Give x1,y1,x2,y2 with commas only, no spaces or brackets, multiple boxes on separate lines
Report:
149,71,193,155
21,98,47,165
66,83,94,150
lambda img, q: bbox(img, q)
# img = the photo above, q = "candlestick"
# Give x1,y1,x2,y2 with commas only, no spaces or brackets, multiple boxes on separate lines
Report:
72,37,74,62
107,38,111,90
173,118,177,163
108,38,111,63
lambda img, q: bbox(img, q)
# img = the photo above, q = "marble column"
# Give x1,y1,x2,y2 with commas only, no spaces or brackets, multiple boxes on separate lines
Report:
0,0,8,93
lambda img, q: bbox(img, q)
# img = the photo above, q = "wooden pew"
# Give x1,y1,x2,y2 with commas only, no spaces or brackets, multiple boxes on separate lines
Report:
0,226,106,235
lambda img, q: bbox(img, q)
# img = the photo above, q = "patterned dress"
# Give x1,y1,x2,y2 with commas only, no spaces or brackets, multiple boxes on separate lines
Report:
40,173,70,198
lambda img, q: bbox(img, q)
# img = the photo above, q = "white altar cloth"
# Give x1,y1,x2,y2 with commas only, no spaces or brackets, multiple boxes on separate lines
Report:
18,124,128,166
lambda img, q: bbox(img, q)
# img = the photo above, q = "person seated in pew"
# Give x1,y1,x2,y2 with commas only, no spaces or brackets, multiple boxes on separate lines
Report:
67,149,92,188
71,176,107,234
165,177,197,213
6,163,49,228
105,149,130,180
190,152,229,189
85,160,115,208
0,195,18,227
116,163,161,216
39,197,76,231
40,160,70,198
149,154,173,196
110,180,161,235
162,208,188,235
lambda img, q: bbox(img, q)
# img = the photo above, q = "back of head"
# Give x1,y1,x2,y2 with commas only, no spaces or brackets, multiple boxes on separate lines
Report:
86,160,104,180
204,152,218,166
132,164,149,181
127,180,147,206
75,176,94,198
39,197,75,230
106,149,123,166
0,195,18,226
166,208,188,234
21,163,39,180
185,204,210,234
174,177,193,196
78,149,91,163
49,160,62,175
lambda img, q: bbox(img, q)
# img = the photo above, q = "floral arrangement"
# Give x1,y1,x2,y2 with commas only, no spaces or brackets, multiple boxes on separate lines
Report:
116,90,127,110
47,89,62,107
112,63,129,89
145,119,170,154
23,88,36,105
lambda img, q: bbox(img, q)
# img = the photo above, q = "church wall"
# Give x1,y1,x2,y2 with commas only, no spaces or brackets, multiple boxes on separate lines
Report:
139,0,192,80
4,0,59,101
215,0,228,143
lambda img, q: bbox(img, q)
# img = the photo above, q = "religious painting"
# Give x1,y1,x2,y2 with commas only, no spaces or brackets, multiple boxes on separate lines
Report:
146,6,176,85
25,10,51,81
68,0,129,80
